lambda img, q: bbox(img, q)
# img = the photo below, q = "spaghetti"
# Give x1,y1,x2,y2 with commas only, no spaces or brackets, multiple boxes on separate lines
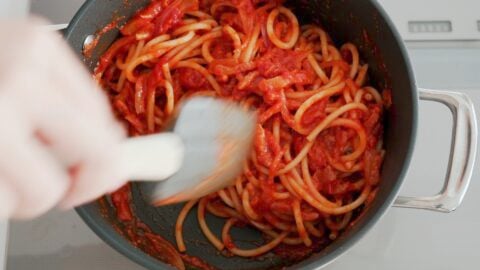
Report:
97,0,388,266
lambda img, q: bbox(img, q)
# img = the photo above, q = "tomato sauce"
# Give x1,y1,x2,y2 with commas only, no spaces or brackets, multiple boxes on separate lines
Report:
181,254,217,270
178,68,208,89
83,18,123,58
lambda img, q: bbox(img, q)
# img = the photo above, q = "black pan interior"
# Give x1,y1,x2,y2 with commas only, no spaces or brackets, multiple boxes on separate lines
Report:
66,0,417,269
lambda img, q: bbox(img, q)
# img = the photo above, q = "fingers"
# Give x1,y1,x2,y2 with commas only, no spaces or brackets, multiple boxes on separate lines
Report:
0,101,69,219
0,18,128,216
41,35,129,208
0,17,125,145
18,19,127,208
0,93,127,214
17,68,128,210
23,92,121,167
42,28,125,139
59,150,127,209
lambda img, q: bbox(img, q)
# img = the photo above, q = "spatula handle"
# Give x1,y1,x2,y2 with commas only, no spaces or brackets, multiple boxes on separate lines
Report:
120,133,184,181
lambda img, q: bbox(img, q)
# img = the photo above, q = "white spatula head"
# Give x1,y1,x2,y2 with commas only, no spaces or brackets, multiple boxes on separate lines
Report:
143,97,256,206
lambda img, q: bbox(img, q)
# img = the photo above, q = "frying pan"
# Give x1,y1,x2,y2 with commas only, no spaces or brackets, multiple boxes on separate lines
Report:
64,0,478,269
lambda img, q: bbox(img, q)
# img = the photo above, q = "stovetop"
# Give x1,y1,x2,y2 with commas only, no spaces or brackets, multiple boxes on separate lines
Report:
2,1,480,270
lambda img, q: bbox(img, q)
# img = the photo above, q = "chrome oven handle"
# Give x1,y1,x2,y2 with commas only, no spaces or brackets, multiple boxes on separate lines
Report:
393,88,477,212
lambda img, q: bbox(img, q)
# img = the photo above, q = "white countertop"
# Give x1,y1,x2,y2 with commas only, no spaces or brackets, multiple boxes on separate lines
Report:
4,46,480,270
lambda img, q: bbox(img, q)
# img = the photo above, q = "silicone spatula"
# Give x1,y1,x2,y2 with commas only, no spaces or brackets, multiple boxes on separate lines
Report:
120,97,256,206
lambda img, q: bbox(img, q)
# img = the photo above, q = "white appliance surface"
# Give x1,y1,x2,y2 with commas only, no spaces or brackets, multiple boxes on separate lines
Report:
3,1,480,270
0,222,6,270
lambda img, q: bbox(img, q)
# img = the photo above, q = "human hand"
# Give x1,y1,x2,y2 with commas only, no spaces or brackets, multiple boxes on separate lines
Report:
0,18,126,219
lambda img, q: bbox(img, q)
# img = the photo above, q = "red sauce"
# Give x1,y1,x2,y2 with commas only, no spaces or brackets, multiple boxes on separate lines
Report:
83,18,122,58
307,141,328,171
219,13,243,32
121,1,164,36
256,48,302,78
254,181,277,212
181,254,217,270
224,237,235,250
108,185,185,269
210,38,234,59
178,67,208,89
364,149,382,185
96,36,136,76
111,185,133,222
231,0,256,34
152,1,184,35
382,89,393,109
301,99,327,126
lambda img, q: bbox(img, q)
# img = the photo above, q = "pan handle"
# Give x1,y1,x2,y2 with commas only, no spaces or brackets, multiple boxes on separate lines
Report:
393,88,477,212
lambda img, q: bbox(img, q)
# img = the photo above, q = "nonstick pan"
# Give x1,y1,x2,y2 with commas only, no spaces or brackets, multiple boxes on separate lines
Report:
64,0,478,269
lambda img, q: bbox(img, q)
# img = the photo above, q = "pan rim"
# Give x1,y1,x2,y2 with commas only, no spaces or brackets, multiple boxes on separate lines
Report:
67,0,419,269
